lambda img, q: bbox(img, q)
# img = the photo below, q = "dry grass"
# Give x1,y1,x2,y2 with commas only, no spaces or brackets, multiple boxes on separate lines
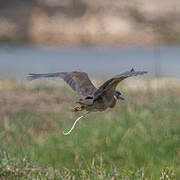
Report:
0,78,180,179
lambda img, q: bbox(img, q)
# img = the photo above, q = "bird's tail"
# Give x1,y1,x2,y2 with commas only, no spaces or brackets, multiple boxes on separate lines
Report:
27,72,63,81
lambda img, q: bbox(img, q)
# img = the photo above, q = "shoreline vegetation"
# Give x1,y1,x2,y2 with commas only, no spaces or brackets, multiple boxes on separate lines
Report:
1,0,180,46
0,78,180,179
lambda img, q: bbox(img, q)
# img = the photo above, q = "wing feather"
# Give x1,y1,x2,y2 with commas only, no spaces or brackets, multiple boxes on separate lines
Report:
27,71,97,96
94,68,147,98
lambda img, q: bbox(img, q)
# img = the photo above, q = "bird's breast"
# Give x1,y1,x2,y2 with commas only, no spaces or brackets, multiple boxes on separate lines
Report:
100,94,117,109
92,93,117,111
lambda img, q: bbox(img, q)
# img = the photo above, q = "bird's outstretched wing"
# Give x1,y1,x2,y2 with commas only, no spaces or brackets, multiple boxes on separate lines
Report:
94,68,147,98
27,71,97,96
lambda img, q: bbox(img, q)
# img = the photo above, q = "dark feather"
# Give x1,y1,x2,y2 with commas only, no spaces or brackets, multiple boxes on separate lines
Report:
27,73,62,80
27,71,97,96
94,68,147,98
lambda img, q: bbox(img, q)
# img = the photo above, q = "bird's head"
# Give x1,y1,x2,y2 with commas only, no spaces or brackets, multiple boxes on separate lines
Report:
114,90,125,100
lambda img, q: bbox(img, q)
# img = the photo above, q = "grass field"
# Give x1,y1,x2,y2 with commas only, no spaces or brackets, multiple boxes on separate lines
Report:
0,78,180,179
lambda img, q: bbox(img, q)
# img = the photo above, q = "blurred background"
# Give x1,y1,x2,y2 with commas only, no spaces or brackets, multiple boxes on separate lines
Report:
0,0,180,179
0,0,180,78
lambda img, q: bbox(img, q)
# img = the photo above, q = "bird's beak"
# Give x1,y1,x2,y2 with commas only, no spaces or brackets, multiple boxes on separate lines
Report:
118,95,125,100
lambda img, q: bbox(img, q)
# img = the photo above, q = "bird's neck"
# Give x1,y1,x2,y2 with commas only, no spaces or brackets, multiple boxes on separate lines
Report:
109,96,117,108
114,95,118,100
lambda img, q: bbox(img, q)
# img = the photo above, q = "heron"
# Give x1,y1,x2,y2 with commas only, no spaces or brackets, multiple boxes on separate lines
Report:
27,68,147,135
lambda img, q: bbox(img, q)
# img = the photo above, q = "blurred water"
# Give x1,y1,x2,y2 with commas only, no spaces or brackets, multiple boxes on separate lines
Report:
0,44,180,79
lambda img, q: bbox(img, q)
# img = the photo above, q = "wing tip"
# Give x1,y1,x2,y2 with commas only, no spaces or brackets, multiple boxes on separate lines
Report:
130,68,148,74
26,73,37,81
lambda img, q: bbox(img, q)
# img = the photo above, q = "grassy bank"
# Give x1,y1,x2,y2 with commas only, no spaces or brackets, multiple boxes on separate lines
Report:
0,78,179,179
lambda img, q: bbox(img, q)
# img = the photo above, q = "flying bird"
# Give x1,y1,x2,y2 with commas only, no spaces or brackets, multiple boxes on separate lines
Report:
27,68,147,135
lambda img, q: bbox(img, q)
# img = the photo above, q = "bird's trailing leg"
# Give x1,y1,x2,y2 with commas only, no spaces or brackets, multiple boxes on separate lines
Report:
73,105,85,111
63,111,89,135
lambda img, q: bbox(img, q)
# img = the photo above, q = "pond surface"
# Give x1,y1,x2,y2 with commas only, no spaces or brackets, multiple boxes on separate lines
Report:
0,45,179,79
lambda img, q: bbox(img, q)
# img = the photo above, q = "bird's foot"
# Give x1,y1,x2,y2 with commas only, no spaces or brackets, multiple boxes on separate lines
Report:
73,105,84,111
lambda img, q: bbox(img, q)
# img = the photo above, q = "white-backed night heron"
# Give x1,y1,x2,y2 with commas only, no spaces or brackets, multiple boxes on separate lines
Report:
27,68,147,135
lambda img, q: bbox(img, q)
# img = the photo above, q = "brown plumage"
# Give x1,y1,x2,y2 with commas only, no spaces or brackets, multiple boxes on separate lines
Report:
27,68,147,135
28,71,97,96
28,68,147,112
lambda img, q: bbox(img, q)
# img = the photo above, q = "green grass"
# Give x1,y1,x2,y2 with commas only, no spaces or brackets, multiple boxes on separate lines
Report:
0,78,179,179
